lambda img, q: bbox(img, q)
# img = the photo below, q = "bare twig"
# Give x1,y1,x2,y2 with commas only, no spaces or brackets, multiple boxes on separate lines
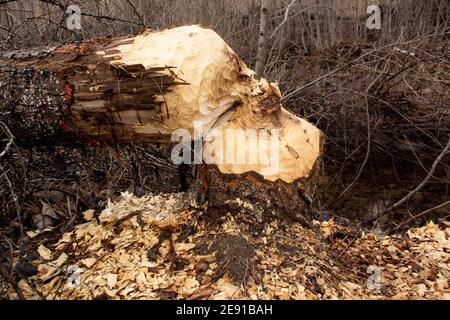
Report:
269,0,296,39
0,0,17,5
283,31,450,101
336,236,357,259
390,200,450,232
329,52,394,206
270,3,333,39
22,278,46,300
0,122,22,235
0,121,14,158
0,264,25,299
328,95,372,207
0,163,23,236
125,0,145,30
368,134,450,224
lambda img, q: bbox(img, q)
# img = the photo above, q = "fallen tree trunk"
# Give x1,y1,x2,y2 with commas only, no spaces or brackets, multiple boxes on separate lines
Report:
0,25,323,219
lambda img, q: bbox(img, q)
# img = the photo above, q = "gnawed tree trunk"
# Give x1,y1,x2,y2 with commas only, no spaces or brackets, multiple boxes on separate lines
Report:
0,25,323,219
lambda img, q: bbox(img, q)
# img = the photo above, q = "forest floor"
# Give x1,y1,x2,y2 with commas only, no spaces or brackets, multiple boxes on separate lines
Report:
5,191,449,300
1,38,449,300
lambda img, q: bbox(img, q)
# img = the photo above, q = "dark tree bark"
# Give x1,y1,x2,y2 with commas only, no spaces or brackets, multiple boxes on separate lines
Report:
0,39,183,145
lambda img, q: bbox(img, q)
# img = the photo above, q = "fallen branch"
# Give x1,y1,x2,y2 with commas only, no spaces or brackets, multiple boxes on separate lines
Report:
368,134,450,225
390,200,450,232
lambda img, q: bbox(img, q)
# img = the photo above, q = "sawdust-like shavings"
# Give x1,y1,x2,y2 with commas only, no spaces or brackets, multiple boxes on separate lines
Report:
7,192,450,300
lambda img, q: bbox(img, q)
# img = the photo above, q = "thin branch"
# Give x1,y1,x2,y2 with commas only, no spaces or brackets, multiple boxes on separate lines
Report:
368,134,450,224
0,264,25,300
0,0,17,5
269,0,296,39
81,11,143,27
125,0,145,30
390,200,450,232
328,52,394,207
328,96,372,207
0,121,14,158
282,31,450,101
0,163,23,235
270,3,333,40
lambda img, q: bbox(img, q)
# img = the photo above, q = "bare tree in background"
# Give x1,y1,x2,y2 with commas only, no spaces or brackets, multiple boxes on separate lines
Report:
255,0,269,78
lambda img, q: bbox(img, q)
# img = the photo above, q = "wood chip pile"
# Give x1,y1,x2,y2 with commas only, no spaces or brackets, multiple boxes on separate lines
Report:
6,192,449,300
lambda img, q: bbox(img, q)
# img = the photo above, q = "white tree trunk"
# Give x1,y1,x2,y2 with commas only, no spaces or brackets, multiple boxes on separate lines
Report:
255,0,270,78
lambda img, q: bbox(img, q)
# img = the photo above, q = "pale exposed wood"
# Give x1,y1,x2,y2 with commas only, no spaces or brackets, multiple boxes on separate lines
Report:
203,81,322,183
95,26,247,137
0,25,323,186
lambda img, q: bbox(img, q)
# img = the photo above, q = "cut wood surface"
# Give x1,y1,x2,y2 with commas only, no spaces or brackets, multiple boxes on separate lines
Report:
0,25,323,215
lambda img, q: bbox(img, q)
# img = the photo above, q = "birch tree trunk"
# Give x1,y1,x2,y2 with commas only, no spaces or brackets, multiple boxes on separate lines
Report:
255,0,269,78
